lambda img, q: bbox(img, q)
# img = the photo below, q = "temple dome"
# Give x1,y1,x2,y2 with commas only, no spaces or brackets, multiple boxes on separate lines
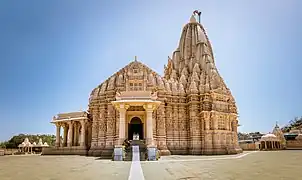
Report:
89,60,165,103
261,134,279,141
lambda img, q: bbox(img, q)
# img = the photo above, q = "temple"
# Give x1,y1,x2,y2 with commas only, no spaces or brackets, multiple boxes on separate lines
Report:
44,14,242,157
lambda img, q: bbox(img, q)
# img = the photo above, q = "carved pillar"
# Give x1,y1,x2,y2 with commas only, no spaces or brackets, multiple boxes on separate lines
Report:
188,92,201,154
105,103,115,149
90,107,99,149
67,121,73,147
212,112,220,154
172,100,179,150
73,122,79,146
55,123,61,147
98,104,107,149
203,111,212,154
165,102,173,150
200,95,205,154
116,104,129,145
80,120,86,147
156,94,170,154
62,123,68,147
144,104,155,147
152,110,157,143
178,95,187,153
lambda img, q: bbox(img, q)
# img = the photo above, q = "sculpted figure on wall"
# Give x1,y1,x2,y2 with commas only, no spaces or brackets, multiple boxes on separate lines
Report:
117,73,124,86
148,73,156,85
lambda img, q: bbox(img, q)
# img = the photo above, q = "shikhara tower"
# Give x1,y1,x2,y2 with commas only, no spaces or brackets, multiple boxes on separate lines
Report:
48,14,242,157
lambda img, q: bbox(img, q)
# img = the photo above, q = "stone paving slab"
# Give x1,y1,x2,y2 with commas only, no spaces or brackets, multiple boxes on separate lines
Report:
1,151,302,180
141,150,302,180
0,155,131,180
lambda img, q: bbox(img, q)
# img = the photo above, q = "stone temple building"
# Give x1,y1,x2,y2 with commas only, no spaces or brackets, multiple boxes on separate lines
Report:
45,14,242,157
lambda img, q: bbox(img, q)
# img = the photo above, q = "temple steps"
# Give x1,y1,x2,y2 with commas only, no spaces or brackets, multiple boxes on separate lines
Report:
124,140,147,161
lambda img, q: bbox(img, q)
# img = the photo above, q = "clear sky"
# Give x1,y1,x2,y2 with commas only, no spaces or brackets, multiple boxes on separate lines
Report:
0,0,301,141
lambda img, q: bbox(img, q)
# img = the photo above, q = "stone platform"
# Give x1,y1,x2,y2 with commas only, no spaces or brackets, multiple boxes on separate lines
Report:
42,147,88,156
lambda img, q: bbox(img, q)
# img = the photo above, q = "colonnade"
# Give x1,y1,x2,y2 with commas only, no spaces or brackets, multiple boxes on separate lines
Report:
54,119,88,147
260,140,281,150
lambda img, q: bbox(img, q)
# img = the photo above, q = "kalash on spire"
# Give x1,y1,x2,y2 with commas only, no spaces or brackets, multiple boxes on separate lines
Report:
48,12,242,158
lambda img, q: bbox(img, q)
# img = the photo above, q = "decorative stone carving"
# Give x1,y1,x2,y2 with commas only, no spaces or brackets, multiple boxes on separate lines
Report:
151,91,158,100
157,75,165,89
107,76,116,90
179,83,185,94
165,81,171,92
193,63,200,74
181,67,188,76
171,69,177,80
148,73,156,85
180,74,187,87
189,80,198,93
171,80,178,92
117,73,124,86
100,81,107,92
51,14,241,157
115,91,121,100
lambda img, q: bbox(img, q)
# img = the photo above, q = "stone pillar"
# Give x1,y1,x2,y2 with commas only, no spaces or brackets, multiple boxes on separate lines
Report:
55,123,61,147
105,103,116,149
178,98,187,154
62,124,68,147
80,120,86,147
156,97,170,155
73,123,78,146
67,121,73,147
172,103,179,150
97,105,107,149
144,104,154,147
117,104,128,145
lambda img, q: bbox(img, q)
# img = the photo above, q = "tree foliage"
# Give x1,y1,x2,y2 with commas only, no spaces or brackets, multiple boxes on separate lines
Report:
0,134,56,149
281,116,302,133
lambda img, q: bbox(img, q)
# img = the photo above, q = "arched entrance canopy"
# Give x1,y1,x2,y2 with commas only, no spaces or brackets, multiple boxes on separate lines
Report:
112,91,161,146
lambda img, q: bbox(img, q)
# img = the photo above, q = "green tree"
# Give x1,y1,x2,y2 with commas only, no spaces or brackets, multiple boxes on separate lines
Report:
2,134,56,148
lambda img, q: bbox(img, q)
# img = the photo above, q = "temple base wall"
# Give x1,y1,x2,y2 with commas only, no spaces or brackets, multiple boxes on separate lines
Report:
286,140,302,149
42,147,88,156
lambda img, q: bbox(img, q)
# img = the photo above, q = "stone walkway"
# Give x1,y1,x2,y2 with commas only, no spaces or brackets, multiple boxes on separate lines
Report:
128,146,144,180
1,150,302,180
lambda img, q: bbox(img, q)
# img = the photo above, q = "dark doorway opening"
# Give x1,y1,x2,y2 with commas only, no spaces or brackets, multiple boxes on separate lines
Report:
128,117,143,140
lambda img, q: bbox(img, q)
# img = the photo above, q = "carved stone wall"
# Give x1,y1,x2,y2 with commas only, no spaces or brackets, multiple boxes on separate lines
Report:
85,15,242,156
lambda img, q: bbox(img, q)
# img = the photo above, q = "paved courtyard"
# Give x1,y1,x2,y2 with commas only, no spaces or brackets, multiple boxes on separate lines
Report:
0,150,301,180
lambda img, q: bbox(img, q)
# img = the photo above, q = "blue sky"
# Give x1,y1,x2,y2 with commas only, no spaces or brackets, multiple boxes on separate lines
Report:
0,1,301,141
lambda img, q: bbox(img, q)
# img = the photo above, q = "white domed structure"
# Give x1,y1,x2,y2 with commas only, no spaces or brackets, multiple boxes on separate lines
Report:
260,133,282,151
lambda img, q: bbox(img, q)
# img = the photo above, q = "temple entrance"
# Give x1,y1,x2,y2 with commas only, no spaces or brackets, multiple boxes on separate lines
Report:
128,117,143,140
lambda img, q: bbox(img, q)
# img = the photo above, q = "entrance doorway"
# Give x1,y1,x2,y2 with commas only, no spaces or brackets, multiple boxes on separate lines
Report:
128,117,143,140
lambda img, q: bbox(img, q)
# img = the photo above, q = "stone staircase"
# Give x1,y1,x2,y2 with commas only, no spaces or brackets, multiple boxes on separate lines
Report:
124,140,147,161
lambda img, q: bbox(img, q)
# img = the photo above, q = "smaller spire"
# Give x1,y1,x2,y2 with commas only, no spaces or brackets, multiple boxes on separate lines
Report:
275,121,279,128
134,56,137,61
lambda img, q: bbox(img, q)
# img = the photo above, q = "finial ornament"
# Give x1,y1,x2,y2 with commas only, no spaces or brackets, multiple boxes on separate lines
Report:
193,10,201,23
134,56,137,61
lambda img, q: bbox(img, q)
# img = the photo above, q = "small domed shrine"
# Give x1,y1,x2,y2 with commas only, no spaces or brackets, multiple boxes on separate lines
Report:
48,13,242,157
